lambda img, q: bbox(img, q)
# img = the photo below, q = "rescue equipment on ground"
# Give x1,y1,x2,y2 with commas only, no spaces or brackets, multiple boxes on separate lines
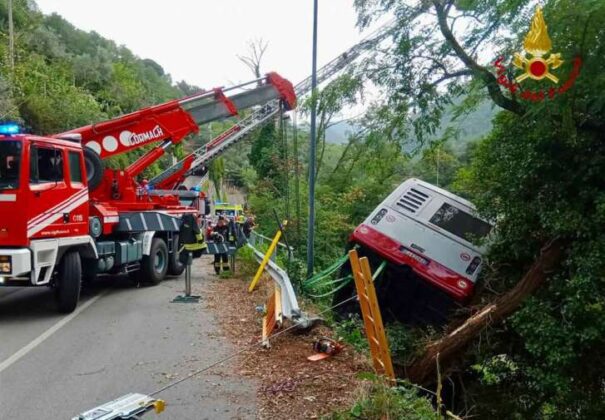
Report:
307,337,344,361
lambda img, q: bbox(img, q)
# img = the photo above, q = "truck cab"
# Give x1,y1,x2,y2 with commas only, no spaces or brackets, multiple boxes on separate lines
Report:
0,124,97,312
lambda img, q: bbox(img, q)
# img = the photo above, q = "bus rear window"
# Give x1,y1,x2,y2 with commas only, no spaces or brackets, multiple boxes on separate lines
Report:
429,203,491,244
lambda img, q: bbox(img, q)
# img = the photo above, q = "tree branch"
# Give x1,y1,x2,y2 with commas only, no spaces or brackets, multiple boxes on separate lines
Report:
430,69,473,87
406,238,566,384
432,0,524,116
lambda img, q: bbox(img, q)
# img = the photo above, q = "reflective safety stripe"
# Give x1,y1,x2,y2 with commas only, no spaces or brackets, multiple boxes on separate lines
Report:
183,232,206,251
184,242,207,251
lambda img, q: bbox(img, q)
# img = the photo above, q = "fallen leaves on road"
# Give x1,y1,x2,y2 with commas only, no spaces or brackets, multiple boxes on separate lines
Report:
203,263,369,419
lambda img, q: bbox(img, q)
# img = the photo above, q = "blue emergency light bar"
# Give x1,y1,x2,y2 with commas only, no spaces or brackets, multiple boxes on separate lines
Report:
0,123,21,135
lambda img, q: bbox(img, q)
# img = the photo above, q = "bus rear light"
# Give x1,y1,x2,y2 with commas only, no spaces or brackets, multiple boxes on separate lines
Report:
465,256,482,275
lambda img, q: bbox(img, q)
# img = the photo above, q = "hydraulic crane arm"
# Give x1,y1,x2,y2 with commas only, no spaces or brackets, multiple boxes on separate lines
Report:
150,22,395,190
53,72,296,161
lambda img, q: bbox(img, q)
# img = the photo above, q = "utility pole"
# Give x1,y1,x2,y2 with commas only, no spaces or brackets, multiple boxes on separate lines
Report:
293,111,301,247
8,0,15,72
306,0,318,278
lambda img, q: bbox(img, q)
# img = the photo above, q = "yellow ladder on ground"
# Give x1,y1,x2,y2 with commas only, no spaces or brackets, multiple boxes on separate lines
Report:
349,249,395,382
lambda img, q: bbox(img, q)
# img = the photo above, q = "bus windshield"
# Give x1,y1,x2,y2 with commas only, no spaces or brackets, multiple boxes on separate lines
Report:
429,203,492,244
0,141,21,190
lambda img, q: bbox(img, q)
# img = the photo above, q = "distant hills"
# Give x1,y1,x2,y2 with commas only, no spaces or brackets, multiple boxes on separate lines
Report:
325,121,358,145
325,100,497,154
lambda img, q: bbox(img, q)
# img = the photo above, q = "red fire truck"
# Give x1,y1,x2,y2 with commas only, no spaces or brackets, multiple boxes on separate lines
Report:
0,73,295,313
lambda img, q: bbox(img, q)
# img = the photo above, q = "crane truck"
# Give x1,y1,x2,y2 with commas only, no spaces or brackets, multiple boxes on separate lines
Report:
0,72,296,313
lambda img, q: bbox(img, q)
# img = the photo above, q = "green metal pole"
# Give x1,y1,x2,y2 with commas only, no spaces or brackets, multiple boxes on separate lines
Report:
307,0,318,278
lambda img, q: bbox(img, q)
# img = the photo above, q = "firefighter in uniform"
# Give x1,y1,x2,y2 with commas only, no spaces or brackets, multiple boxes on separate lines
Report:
242,216,255,238
211,215,230,274
178,214,207,261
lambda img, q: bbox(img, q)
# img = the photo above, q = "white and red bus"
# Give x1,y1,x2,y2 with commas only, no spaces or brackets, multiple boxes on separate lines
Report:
335,178,493,324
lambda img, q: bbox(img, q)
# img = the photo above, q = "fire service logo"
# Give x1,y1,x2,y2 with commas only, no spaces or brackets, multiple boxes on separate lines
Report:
494,7,581,102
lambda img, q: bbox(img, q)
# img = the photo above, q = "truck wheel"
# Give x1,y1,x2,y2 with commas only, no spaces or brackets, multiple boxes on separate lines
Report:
83,147,104,191
141,238,168,285
55,251,82,313
168,234,186,276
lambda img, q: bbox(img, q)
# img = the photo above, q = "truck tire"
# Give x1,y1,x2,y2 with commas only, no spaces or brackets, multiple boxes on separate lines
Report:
141,238,168,285
83,147,104,191
55,251,82,313
168,234,186,276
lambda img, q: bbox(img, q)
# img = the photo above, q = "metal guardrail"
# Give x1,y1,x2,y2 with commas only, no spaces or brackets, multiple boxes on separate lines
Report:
246,243,301,320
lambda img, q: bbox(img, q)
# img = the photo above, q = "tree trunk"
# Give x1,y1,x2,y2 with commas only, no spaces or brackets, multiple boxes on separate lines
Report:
406,238,565,384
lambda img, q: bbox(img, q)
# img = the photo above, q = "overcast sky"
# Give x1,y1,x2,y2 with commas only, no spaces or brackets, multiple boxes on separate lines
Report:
34,0,383,91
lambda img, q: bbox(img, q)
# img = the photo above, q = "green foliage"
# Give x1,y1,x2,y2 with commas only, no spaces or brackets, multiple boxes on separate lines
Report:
471,354,519,386
209,157,225,201
334,315,369,354
12,0,600,417
385,323,429,365
302,74,363,176
248,123,280,181
340,0,605,417
329,379,439,420
12,53,105,134
408,141,462,190
0,2,185,162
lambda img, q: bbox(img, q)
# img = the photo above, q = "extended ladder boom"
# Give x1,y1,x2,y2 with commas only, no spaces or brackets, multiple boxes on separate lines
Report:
54,73,296,161
150,23,394,190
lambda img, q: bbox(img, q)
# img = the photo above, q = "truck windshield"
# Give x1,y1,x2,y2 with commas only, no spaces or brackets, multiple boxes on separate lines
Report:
429,202,492,245
0,141,21,190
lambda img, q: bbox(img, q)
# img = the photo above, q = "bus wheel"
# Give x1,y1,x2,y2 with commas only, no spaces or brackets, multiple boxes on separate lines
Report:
142,238,168,285
168,234,186,276
55,251,82,313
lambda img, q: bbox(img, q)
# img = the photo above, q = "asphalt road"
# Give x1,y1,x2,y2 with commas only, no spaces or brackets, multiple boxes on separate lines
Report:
0,258,256,420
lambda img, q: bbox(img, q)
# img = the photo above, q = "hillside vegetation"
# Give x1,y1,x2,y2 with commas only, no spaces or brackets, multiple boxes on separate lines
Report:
2,1,605,419
237,1,605,418
0,1,213,175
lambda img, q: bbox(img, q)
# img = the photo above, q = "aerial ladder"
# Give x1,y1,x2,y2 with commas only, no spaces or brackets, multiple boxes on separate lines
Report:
149,23,395,191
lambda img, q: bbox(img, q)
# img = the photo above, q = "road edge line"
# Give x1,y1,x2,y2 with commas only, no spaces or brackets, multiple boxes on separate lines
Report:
0,292,105,374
